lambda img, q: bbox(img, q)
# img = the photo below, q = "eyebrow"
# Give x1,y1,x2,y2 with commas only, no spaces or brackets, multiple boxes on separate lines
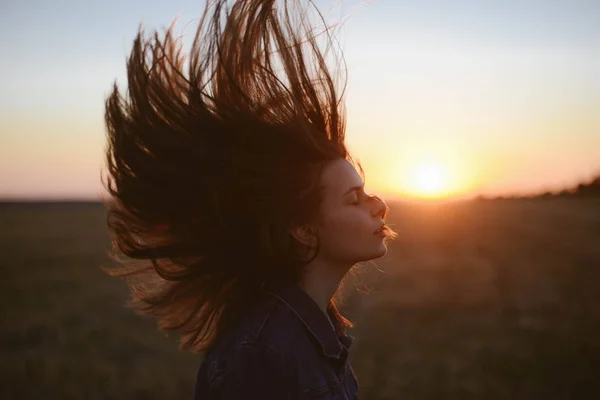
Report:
343,184,364,196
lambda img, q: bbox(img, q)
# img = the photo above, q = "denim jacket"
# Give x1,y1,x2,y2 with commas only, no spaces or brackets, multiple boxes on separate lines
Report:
194,282,359,399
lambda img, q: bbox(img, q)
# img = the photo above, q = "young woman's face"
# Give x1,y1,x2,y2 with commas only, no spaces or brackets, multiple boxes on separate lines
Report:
314,159,390,265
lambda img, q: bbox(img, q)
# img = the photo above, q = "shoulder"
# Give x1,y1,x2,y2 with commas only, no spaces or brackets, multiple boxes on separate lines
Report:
200,291,307,376
249,291,308,356
196,337,297,399
239,290,309,354
195,292,307,398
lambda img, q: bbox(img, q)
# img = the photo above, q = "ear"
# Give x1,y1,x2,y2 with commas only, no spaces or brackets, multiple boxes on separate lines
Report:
290,224,317,247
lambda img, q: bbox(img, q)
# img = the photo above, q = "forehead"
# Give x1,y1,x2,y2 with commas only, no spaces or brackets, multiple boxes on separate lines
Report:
320,159,363,196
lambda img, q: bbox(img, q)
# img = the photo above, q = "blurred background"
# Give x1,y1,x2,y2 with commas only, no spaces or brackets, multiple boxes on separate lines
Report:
1,0,599,398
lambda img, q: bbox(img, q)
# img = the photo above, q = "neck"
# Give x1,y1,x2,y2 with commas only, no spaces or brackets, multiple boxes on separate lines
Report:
297,258,351,314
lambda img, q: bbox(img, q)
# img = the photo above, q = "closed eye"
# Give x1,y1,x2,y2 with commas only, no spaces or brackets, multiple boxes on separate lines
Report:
346,186,377,205
351,192,375,205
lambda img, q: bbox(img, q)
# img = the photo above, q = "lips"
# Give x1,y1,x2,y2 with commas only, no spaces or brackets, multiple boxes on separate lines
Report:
373,224,387,234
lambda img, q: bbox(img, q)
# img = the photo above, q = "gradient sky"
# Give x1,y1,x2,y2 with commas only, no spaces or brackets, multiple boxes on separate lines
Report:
1,0,599,200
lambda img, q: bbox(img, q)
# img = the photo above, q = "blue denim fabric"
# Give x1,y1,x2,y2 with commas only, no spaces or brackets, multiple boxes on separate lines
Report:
194,282,359,399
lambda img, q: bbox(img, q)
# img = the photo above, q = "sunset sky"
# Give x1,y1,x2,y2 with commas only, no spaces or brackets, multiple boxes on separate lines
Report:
1,0,599,201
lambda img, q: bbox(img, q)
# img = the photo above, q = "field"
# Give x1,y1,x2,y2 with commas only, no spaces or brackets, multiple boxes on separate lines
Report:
1,199,599,399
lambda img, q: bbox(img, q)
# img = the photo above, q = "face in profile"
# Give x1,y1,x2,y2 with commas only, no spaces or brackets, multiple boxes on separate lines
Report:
313,159,391,266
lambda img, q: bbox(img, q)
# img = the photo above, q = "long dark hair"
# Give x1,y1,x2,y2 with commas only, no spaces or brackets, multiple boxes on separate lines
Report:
102,0,358,354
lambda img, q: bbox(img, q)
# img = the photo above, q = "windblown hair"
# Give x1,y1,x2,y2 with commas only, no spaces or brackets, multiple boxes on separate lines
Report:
102,0,357,354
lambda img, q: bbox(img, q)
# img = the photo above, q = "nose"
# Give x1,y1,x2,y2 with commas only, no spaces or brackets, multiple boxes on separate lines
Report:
370,195,388,219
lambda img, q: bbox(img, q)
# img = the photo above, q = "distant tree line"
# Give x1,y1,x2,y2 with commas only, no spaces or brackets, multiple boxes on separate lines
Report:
476,173,600,201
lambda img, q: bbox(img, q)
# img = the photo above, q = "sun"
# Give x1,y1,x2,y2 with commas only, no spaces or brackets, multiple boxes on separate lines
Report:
378,150,475,200
409,162,448,198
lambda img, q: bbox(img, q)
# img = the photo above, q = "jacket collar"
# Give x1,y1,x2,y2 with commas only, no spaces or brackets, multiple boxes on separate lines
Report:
265,281,354,359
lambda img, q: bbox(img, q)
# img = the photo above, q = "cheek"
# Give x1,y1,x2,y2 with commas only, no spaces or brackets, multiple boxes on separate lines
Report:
321,209,371,246
316,207,388,262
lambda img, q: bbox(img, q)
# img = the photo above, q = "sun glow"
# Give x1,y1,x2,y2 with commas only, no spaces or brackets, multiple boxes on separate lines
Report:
405,161,458,199
414,163,444,194
356,145,478,201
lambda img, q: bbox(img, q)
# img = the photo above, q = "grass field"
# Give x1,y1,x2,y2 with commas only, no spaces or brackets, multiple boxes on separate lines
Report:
1,199,599,399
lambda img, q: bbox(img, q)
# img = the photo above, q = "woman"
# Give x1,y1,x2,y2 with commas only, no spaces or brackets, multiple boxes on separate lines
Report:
102,0,397,398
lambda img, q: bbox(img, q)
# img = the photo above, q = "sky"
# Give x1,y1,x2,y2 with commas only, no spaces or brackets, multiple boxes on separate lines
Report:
1,0,599,200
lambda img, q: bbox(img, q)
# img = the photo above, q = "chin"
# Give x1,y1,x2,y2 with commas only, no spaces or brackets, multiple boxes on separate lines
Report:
373,242,388,258
357,243,388,262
